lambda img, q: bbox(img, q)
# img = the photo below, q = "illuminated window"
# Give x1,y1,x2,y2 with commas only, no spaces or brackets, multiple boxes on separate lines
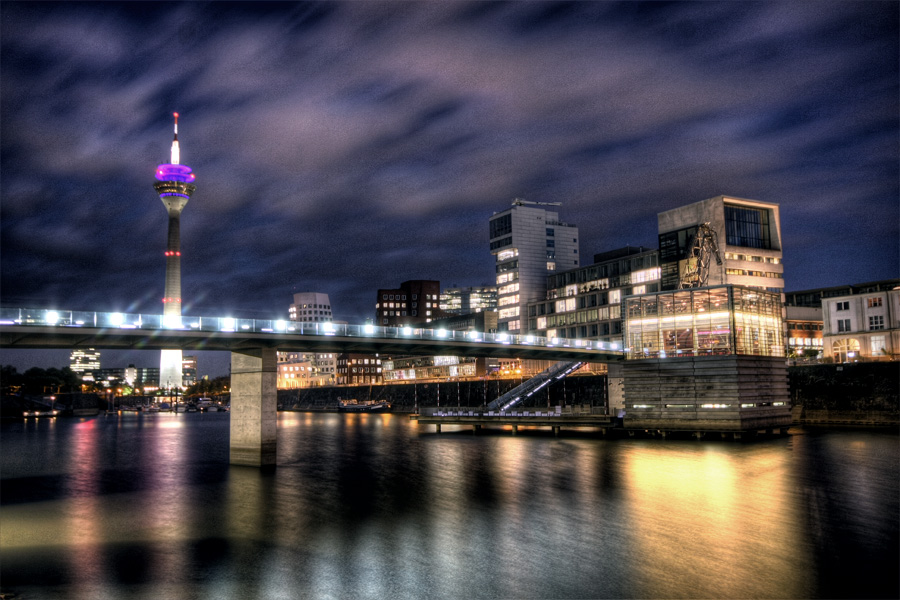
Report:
867,297,883,308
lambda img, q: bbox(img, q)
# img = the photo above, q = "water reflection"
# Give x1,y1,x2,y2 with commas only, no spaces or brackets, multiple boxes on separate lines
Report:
1,414,897,599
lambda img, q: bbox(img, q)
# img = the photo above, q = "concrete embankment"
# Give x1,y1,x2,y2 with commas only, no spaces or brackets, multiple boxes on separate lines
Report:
281,362,898,429
789,362,899,427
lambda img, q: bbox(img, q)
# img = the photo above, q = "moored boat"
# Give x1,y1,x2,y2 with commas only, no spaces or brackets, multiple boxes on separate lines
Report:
338,400,391,413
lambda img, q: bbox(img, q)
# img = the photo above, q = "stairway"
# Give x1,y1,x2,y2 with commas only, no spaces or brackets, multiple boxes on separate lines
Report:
486,361,584,411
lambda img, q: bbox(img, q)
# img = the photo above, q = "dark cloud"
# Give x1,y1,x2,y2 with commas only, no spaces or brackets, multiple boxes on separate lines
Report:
2,1,897,375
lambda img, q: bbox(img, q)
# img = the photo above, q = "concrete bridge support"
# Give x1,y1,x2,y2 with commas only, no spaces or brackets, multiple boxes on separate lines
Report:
230,348,278,468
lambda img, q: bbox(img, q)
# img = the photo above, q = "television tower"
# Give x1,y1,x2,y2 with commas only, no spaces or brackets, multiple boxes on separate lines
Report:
154,112,196,393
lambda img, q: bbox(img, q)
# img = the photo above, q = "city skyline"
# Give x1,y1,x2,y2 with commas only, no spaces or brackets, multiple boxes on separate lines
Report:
1,1,897,375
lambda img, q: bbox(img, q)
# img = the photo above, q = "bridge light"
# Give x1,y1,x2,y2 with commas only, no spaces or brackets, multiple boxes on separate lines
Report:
109,313,124,326
275,320,287,332
323,323,336,335
402,326,412,336
46,311,60,325
525,335,534,344
221,317,235,331
610,343,619,350
364,323,375,335
436,329,448,338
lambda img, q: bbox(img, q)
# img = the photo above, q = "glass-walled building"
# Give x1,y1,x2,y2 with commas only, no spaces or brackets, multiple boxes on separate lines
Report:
624,285,784,359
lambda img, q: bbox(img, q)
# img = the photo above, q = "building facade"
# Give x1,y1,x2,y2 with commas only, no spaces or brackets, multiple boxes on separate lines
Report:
289,292,333,323
489,199,579,333
440,286,498,315
822,284,899,362
278,292,337,388
657,195,783,293
527,246,659,346
784,306,824,359
336,353,383,385
182,355,197,387
375,280,445,326
70,348,101,381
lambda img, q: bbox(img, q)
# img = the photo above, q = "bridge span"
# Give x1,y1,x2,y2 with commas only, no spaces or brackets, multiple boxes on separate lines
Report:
1,307,623,469
0,307,623,362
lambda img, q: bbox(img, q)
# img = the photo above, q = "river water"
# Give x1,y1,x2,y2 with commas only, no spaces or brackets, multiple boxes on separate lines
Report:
1,412,897,599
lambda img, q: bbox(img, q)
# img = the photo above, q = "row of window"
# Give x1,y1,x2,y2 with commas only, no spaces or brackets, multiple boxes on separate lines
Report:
724,253,780,264
837,316,885,331
535,305,624,330
377,301,432,309
725,269,783,278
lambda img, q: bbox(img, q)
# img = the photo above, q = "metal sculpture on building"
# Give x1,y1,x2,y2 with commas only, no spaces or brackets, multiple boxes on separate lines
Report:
678,222,722,289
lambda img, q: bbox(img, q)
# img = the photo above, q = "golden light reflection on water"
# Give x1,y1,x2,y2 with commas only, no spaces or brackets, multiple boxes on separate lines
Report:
621,444,804,599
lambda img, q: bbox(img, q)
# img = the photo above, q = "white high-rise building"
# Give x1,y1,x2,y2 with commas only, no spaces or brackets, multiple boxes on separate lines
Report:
279,292,336,387
489,199,579,333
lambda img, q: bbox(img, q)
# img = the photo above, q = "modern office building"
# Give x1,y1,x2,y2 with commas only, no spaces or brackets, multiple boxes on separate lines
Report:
70,348,101,381
375,280,445,326
278,292,336,388
657,195,783,293
489,199,579,333
527,246,659,345
821,282,899,362
154,113,197,392
440,286,498,315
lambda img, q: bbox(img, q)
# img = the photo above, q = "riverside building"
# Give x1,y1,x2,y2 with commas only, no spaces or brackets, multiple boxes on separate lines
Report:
657,195,783,293
70,348,101,381
278,292,337,388
489,199,579,333
375,280,445,326
527,246,659,347
821,281,899,362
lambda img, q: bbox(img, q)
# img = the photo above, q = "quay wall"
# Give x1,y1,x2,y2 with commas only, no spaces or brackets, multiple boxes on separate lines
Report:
279,362,898,428
280,374,608,412
789,362,899,426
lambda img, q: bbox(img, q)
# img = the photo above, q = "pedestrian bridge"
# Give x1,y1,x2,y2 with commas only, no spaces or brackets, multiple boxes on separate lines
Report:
0,307,624,362
1,306,624,469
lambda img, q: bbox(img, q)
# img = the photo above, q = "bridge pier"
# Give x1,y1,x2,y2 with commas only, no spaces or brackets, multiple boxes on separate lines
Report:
229,348,278,468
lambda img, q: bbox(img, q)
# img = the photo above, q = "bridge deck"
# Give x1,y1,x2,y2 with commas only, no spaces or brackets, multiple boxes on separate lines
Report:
0,307,624,362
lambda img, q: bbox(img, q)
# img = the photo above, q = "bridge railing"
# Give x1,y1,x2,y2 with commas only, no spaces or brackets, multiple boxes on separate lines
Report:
0,307,624,354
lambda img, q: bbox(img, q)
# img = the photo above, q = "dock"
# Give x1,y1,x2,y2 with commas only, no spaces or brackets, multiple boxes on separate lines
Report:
411,406,616,436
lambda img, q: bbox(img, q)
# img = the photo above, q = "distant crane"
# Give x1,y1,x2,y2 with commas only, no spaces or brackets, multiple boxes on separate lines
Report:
678,222,723,289
511,197,562,207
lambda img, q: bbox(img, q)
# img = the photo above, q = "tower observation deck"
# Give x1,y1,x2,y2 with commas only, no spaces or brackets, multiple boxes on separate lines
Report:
154,112,196,392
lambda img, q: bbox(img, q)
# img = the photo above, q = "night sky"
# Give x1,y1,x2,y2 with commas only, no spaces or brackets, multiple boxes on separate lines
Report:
1,1,897,376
